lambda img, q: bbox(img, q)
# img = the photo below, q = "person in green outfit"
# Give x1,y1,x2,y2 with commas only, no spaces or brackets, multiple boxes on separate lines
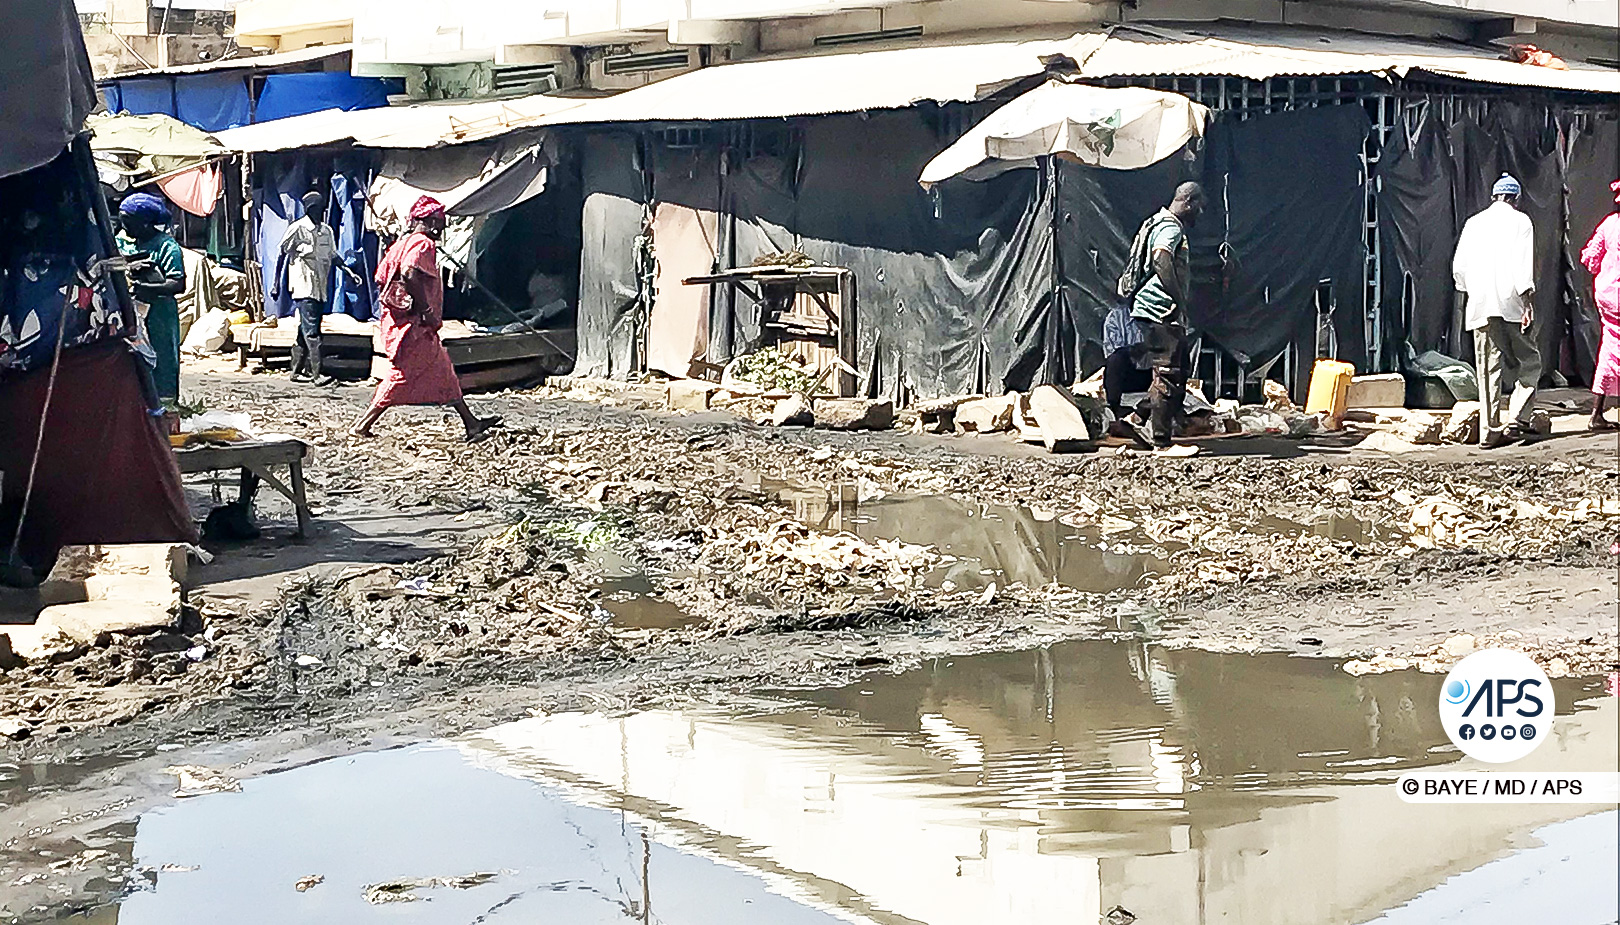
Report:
116,192,185,401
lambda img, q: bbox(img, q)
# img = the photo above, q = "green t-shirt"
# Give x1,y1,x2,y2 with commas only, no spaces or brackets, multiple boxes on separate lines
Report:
117,230,185,315
1130,212,1188,325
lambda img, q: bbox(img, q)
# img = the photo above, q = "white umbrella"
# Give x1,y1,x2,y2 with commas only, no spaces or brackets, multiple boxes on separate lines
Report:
920,81,1209,187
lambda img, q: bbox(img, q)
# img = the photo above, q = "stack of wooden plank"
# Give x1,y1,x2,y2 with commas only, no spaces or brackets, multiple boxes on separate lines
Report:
369,320,576,393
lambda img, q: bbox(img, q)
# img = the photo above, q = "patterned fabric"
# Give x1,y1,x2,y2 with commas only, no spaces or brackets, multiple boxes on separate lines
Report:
408,195,446,222
0,255,123,375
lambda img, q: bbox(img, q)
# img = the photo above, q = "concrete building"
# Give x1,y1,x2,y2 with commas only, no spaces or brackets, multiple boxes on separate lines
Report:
77,0,240,78
234,0,355,52
343,0,1619,98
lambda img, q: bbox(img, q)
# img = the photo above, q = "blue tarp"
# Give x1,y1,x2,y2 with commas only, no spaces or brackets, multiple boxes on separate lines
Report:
255,155,379,321
328,160,378,320
254,157,307,320
102,72,397,132
254,73,397,123
111,77,177,119
173,72,252,132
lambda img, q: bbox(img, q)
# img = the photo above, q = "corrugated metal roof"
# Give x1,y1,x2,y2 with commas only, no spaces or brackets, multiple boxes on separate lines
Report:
536,36,1104,126
1079,24,1620,94
108,43,352,79
213,94,586,152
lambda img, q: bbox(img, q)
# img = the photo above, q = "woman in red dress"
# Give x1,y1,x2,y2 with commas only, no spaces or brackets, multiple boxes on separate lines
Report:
349,196,500,441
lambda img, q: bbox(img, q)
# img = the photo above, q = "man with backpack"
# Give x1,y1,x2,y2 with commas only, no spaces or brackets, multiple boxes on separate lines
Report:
1112,181,1206,450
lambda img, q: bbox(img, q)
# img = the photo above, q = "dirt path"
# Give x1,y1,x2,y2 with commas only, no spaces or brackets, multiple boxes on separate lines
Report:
3,366,1615,755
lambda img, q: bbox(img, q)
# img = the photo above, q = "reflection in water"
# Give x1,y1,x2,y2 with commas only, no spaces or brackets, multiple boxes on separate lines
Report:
110,745,850,924
591,550,700,630
761,481,1167,593
87,644,1617,925
473,643,1616,925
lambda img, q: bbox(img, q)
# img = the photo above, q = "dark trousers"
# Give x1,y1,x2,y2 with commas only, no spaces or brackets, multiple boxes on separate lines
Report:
1104,347,1152,414
1137,321,1189,447
290,298,324,380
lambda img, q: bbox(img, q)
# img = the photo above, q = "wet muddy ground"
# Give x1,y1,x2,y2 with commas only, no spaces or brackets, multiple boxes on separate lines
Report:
2,367,1618,920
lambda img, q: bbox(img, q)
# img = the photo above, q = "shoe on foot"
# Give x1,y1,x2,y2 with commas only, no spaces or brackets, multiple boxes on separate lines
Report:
312,375,337,387
1153,444,1199,458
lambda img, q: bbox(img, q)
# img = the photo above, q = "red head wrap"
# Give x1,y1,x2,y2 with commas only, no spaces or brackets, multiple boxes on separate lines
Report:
409,195,446,222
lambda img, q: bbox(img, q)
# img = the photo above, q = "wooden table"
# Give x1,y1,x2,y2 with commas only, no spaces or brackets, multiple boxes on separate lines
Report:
174,439,313,538
683,265,857,396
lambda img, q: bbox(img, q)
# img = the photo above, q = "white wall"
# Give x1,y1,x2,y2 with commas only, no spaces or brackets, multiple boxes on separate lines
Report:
349,0,1617,71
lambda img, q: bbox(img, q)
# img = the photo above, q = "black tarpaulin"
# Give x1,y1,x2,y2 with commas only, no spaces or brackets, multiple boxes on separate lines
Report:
790,111,1050,399
575,131,647,378
575,104,1371,400
449,144,549,217
1491,103,1566,371
0,0,96,179
1376,113,1459,355
1376,100,1617,385
714,150,798,361
1053,153,1190,379
1195,105,1371,378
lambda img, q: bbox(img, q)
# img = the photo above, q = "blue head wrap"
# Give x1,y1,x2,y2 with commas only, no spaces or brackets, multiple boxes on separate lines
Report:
1491,174,1521,198
118,192,170,224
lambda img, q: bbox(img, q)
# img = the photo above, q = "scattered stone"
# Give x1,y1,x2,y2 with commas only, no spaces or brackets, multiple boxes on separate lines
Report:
955,394,1018,433
1329,478,1354,495
1528,410,1553,436
0,624,82,666
36,601,180,646
295,654,324,668
1391,411,1443,445
976,582,998,605
1439,633,1477,658
1027,384,1093,452
40,543,189,606
1547,657,1570,677
1283,411,1325,437
667,379,720,412
1441,401,1480,444
1346,373,1406,409
814,398,894,431
295,874,325,892
770,394,815,427
0,717,31,740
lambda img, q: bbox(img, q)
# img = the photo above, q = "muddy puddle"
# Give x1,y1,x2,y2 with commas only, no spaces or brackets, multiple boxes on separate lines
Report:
591,550,701,630
753,477,1389,594
763,480,1168,593
67,643,1616,924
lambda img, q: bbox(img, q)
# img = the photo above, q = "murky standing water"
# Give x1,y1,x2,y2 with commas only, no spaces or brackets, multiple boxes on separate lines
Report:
85,644,1616,924
766,481,1169,593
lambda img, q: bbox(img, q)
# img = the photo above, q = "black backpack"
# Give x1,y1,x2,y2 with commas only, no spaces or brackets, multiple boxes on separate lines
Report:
1117,212,1179,300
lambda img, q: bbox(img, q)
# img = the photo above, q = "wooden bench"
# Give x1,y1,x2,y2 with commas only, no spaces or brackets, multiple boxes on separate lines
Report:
174,439,313,538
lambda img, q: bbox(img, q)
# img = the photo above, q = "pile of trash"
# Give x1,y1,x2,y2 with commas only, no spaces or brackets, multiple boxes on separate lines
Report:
706,520,937,591
1404,491,1620,552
